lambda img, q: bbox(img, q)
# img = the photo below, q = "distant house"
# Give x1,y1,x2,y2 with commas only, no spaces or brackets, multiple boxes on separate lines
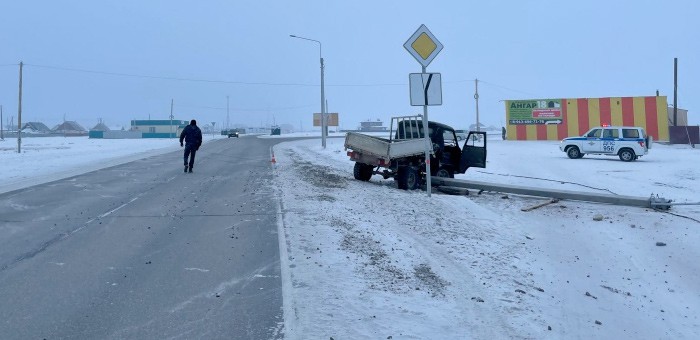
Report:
359,119,388,132
88,122,111,139
130,119,187,138
468,123,487,131
21,122,52,134
90,122,111,131
667,106,688,126
53,121,88,136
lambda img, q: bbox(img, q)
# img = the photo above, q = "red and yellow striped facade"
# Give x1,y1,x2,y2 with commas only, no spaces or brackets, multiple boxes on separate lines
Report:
506,96,669,141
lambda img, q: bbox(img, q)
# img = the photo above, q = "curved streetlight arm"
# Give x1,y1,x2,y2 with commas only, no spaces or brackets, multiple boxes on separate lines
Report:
289,34,322,60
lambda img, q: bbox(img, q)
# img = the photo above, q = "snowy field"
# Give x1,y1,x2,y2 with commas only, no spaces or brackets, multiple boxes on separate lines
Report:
1,134,699,339
274,135,700,339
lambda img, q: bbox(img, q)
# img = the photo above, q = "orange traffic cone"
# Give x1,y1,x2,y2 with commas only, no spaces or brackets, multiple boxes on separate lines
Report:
271,151,276,164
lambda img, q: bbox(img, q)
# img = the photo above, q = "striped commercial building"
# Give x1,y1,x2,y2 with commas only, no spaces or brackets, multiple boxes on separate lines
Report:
505,96,669,141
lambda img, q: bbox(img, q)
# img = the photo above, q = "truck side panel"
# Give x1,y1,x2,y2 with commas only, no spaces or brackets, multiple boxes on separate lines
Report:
344,132,391,159
388,139,428,159
345,132,426,161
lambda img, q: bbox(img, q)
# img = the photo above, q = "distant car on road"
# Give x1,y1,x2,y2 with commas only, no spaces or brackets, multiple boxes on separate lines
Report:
455,129,468,140
559,126,651,161
221,129,239,138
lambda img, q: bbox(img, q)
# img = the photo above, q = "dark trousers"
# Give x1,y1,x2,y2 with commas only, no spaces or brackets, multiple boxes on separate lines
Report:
184,144,197,168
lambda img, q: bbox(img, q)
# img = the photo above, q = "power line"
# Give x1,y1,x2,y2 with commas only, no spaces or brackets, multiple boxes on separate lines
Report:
25,63,409,88
176,103,315,112
20,63,544,96
478,79,541,97
24,63,318,87
327,82,404,87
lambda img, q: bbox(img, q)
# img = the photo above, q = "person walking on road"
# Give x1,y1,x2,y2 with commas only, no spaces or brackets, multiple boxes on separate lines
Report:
179,119,202,173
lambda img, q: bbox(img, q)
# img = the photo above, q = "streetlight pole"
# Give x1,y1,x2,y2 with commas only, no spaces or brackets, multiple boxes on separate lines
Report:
474,79,480,132
17,61,23,153
170,99,174,138
290,34,326,148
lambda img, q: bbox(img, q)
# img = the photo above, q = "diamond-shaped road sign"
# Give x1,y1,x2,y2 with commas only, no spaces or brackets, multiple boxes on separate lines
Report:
404,24,443,68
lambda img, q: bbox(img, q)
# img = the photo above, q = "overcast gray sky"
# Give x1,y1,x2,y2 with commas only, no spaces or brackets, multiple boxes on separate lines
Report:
1,0,697,131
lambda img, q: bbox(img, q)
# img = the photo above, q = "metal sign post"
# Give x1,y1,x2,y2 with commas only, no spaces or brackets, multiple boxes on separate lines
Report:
404,25,444,197
170,99,174,138
17,61,23,153
421,66,432,196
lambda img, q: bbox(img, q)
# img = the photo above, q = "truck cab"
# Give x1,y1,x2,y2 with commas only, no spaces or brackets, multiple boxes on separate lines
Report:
393,118,487,178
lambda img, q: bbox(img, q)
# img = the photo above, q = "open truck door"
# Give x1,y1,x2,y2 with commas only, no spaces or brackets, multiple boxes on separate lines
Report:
459,131,487,173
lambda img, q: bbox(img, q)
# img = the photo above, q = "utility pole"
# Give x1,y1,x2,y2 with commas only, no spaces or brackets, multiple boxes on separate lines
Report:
673,58,678,126
321,55,326,148
1,105,4,141
17,62,23,153
474,78,480,132
226,95,230,131
170,99,174,138
325,99,329,134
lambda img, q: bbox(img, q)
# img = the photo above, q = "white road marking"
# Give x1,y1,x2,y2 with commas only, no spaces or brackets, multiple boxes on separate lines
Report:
184,267,210,273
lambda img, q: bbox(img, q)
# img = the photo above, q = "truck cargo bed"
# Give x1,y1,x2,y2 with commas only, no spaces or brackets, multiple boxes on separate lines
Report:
344,132,426,161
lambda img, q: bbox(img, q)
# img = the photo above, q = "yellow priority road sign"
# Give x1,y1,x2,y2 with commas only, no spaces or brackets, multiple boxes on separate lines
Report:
404,24,443,68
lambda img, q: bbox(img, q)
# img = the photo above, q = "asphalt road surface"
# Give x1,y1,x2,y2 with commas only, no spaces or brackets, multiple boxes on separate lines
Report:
0,136,285,339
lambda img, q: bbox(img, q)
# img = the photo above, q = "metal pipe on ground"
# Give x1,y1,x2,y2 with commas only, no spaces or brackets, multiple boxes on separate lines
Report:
432,177,671,210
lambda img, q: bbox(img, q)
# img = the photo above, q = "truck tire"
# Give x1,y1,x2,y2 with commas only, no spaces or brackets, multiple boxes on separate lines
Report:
566,146,582,159
353,162,373,181
618,148,636,162
435,166,454,178
397,166,420,190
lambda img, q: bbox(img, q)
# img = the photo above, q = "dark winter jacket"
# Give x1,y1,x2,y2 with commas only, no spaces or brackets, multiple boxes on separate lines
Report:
179,124,202,148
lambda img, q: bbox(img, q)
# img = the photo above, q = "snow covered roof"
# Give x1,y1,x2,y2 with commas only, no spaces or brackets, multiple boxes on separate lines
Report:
53,121,87,132
21,122,52,132
90,122,110,131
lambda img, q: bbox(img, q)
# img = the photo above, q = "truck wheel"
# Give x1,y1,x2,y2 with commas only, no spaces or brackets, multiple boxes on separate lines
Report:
397,166,420,190
353,162,373,181
435,167,454,178
396,167,408,190
566,146,582,159
618,148,635,162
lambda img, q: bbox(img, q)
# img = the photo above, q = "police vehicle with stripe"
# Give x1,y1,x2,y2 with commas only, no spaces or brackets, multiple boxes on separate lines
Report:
560,126,652,162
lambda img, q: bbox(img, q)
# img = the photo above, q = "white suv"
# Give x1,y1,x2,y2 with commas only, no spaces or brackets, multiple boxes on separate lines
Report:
454,129,468,140
560,126,652,162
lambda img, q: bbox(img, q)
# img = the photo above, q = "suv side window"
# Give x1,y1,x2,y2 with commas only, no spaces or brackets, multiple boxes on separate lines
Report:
587,129,602,138
603,129,619,139
622,129,639,138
